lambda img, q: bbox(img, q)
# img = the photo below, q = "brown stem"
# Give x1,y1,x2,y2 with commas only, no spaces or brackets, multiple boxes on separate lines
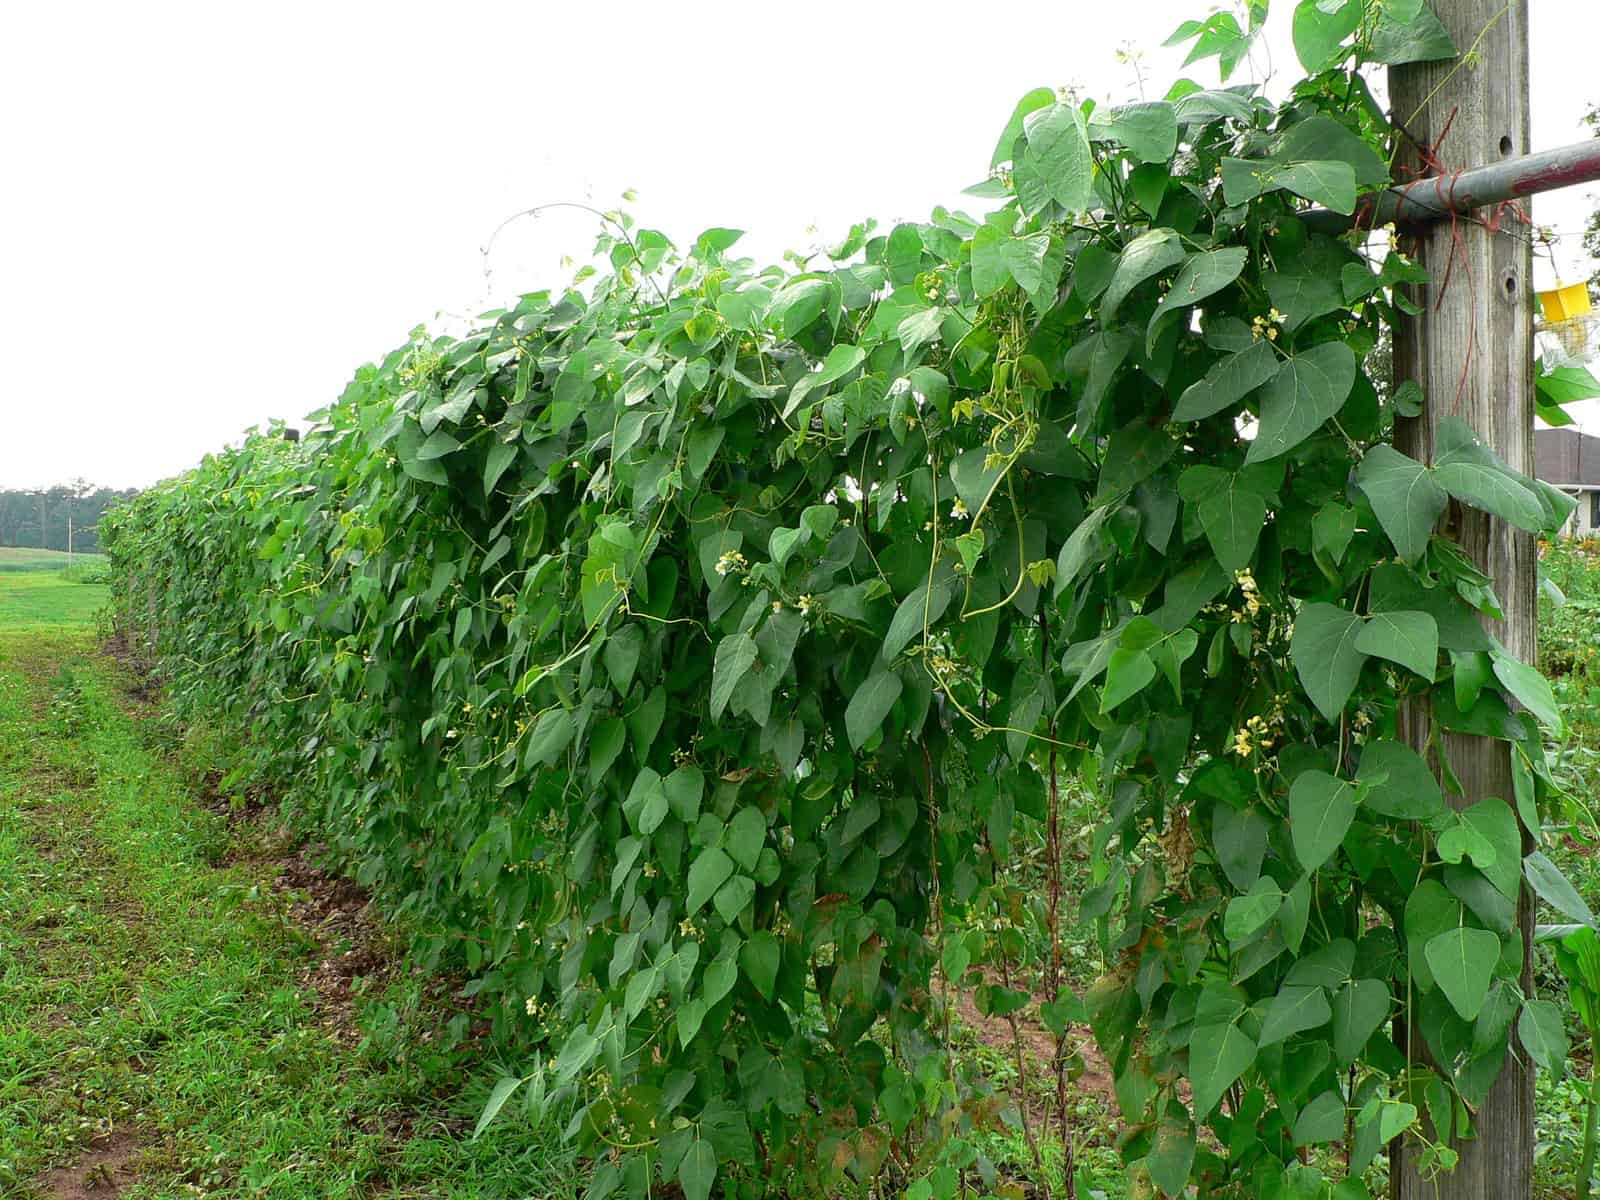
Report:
1039,607,1074,1200
998,947,1047,1192
922,742,957,1184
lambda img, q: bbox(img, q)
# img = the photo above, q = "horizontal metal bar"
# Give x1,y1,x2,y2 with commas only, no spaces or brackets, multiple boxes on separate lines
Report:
1299,138,1600,234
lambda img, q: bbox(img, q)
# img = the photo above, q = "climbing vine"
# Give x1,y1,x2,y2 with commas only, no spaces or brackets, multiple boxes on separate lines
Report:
104,3,1591,1197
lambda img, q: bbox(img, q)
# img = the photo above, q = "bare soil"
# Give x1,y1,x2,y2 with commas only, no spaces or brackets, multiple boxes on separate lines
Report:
35,1131,141,1200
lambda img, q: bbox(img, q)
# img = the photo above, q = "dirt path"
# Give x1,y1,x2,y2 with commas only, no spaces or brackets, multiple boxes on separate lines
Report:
0,630,578,1200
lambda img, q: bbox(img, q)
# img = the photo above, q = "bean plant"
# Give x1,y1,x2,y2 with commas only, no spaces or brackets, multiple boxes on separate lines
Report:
103,2,1594,1197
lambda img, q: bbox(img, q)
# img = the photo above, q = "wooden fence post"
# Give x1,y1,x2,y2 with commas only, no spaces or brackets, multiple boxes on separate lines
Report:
1390,2,1536,1196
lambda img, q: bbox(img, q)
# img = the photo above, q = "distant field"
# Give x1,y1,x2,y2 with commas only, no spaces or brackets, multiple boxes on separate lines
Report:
0,547,107,573
0,569,109,628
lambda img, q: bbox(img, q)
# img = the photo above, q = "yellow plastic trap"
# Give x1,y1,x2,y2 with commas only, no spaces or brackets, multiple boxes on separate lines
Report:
1539,282,1592,323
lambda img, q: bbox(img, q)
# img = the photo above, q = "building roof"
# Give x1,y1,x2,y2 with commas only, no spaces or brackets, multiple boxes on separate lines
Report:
1535,428,1600,487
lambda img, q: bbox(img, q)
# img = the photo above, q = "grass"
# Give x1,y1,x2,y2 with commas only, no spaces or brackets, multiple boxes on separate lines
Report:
0,548,106,573
0,612,579,1195
0,570,110,629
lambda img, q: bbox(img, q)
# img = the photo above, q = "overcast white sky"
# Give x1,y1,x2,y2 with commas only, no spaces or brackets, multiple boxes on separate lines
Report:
4,1,1598,490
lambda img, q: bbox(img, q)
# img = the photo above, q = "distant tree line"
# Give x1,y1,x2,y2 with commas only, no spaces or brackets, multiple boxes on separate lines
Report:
0,482,139,554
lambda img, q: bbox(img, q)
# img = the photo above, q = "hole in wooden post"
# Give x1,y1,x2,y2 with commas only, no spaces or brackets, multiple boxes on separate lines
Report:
1499,134,1513,156
1504,273,1518,298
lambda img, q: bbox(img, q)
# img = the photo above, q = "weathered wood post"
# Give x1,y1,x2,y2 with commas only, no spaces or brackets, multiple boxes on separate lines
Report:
1390,1,1535,1196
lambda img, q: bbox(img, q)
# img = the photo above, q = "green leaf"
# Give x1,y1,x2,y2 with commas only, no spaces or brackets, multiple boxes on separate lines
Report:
1147,248,1248,353
1272,160,1358,213
664,765,705,822
769,527,804,570
1492,653,1564,733
1281,941,1354,993
1000,233,1057,297
769,277,830,339
846,669,903,750
726,806,767,873
1437,822,1499,871
703,950,738,1006
1151,628,1199,701
1273,114,1389,187
1101,228,1185,322
588,717,626,784
991,86,1056,167
1021,103,1094,212
1426,927,1501,1021
1377,1100,1420,1143
1518,999,1570,1074
1369,5,1458,65
897,307,944,356
1054,507,1111,595
741,931,780,1001
1331,978,1390,1064
1145,1116,1196,1198
1247,342,1357,463
1224,879,1284,942
1173,340,1280,421
970,226,1010,297
416,429,462,461
1089,101,1180,164
1525,851,1597,926
1181,465,1275,572
1040,988,1087,1037
713,875,755,925
1292,0,1360,71
686,425,725,480
710,633,758,720
1357,739,1443,819
1291,602,1367,720
1259,983,1332,1046
1219,157,1275,207
525,709,576,767
800,504,838,541
1355,445,1448,563
483,440,519,496
1294,1089,1349,1148
1450,650,1493,717
1171,88,1257,123
883,582,952,663
715,284,771,331
1405,879,1463,991
676,996,708,1047
1264,264,1345,332
687,847,736,914
1101,647,1156,713
1538,363,1600,407
1432,417,1546,531
603,624,644,694
1354,610,1438,680
1289,770,1357,871
472,1076,524,1141
784,344,865,419
635,780,670,837
1459,798,1523,901
1214,805,1270,891
1190,1022,1256,1117
951,446,1010,517
1312,502,1358,564
679,1138,717,1200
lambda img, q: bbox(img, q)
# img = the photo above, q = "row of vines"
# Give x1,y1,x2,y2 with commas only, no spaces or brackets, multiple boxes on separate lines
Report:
102,3,1593,1197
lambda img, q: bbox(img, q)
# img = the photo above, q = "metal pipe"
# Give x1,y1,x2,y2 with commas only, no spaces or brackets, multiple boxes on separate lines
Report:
1299,137,1600,233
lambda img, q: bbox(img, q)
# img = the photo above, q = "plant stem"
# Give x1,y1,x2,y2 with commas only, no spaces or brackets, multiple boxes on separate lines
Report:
1581,1035,1600,1200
